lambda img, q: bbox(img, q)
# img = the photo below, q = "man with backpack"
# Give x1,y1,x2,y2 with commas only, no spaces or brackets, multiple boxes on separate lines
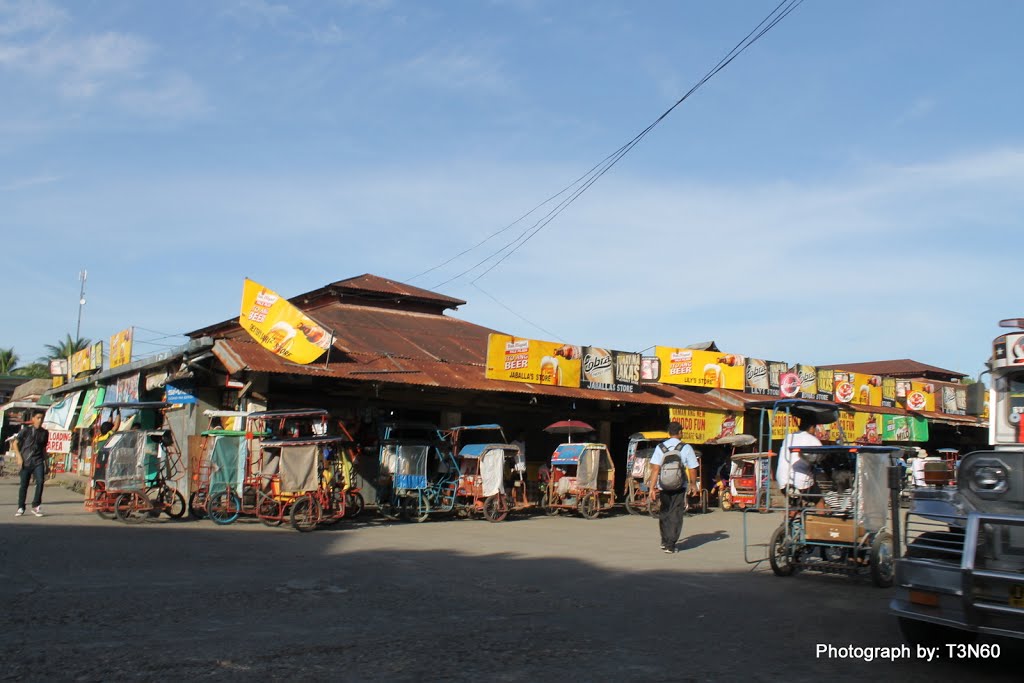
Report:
648,421,699,553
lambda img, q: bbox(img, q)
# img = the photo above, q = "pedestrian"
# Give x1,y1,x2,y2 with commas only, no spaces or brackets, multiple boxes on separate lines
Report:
13,409,50,517
647,421,698,553
511,432,527,474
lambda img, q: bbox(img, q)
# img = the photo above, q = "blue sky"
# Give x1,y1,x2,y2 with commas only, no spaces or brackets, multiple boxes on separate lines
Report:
1,0,1020,377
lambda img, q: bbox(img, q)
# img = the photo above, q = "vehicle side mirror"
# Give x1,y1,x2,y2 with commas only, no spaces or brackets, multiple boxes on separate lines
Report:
966,383,986,416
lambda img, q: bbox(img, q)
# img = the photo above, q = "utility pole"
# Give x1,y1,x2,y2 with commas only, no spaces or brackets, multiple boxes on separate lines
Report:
76,269,87,341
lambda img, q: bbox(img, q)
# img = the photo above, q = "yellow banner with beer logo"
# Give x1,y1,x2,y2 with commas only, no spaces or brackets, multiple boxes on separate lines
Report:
895,380,937,412
832,371,882,406
668,408,745,444
652,347,745,390
484,334,581,387
239,278,333,364
109,327,134,369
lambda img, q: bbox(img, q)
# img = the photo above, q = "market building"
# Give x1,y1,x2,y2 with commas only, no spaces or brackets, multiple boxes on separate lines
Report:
39,273,987,501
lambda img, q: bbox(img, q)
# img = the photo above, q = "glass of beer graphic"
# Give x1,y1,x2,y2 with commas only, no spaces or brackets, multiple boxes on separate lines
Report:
540,356,560,385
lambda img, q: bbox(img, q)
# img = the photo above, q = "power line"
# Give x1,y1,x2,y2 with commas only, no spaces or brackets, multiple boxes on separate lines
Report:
471,283,566,342
425,0,804,289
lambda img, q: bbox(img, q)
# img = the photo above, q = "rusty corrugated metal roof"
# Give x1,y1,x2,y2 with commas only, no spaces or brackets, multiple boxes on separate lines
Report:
326,274,466,308
818,359,966,380
214,339,737,410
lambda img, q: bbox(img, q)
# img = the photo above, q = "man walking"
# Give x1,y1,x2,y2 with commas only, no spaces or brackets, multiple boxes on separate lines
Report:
13,410,49,517
648,421,698,553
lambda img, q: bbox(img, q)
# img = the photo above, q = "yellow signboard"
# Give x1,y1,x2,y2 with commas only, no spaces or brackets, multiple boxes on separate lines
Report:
70,342,103,376
895,380,937,412
668,408,745,444
109,327,134,369
832,371,882,406
653,347,745,390
485,334,582,387
239,278,332,365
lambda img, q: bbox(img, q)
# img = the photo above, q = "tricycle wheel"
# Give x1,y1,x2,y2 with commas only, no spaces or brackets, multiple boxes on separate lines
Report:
541,491,561,516
114,492,149,524
870,532,895,587
208,491,241,526
290,495,322,532
646,495,661,518
769,525,796,577
897,617,976,646
188,491,207,520
483,494,509,523
579,492,601,520
719,492,733,511
378,501,400,521
344,491,365,518
624,495,641,515
257,496,283,526
157,487,186,519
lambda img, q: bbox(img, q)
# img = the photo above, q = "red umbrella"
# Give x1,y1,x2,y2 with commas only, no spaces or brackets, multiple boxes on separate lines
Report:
543,420,596,443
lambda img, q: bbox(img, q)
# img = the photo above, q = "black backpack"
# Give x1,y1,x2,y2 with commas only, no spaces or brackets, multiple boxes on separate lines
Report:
658,443,686,491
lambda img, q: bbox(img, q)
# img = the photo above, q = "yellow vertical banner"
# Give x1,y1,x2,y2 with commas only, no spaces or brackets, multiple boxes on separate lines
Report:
239,278,332,364
109,328,134,369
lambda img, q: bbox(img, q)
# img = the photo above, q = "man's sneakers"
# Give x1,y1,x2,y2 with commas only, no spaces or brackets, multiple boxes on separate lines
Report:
661,545,675,554
32,507,42,517
15,508,24,516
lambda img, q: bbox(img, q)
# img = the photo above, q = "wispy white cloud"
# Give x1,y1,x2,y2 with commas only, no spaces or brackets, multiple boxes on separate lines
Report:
399,48,511,93
0,0,67,36
0,173,61,190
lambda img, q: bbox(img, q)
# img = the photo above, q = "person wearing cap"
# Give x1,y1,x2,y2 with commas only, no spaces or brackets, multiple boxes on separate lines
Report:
647,421,699,553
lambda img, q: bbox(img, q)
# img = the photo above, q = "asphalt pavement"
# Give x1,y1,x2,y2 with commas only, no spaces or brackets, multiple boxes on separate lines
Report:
0,478,1019,682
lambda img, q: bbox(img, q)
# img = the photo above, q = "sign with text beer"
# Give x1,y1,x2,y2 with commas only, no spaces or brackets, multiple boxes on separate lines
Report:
745,359,792,396
668,408,745,444
895,380,937,412
580,346,640,393
485,334,582,387
652,347,745,390
880,414,930,442
239,278,333,365
832,371,883,406
109,327,134,369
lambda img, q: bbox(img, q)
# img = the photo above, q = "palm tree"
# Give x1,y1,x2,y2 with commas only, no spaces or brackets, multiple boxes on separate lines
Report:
0,347,18,374
13,362,49,379
43,334,91,360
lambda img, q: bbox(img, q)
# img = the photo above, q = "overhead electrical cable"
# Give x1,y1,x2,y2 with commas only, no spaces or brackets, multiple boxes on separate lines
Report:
424,0,803,290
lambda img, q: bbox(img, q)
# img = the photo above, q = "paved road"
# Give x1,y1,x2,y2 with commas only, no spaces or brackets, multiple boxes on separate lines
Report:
0,479,1018,682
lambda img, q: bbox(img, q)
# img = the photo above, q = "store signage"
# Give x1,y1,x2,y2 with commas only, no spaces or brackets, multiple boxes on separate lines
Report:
668,408,744,444
46,429,73,455
485,334,581,387
166,382,198,405
580,346,640,393
75,387,107,429
651,347,745,390
745,359,790,396
109,327,134,369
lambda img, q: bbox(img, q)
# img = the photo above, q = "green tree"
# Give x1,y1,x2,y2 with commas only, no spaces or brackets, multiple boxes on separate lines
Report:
43,334,91,360
13,362,49,379
0,347,18,374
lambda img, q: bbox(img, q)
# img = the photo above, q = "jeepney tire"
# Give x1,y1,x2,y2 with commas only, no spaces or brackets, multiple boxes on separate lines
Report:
720,493,733,511
208,491,241,526
345,491,365,518
769,525,796,577
483,494,510,523
290,495,322,532
870,532,895,587
187,492,207,520
114,492,148,525
897,617,977,647
579,492,601,520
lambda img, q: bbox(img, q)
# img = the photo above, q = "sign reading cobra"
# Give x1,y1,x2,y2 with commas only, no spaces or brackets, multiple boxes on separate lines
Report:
239,278,333,364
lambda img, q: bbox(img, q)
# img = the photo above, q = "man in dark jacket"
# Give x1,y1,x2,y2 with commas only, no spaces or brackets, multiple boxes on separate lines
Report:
13,410,49,517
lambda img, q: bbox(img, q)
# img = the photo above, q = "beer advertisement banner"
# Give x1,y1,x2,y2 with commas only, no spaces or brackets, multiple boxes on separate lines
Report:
239,278,333,365
485,334,582,387
832,371,882,406
816,367,834,400
109,327,134,369
880,414,930,442
895,380,937,412
580,346,640,393
936,382,968,415
821,410,858,443
771,411,799,440
881,377,897,408
745,359,793,396
668,408,744,444
70,342,103,376
653,347,745,390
